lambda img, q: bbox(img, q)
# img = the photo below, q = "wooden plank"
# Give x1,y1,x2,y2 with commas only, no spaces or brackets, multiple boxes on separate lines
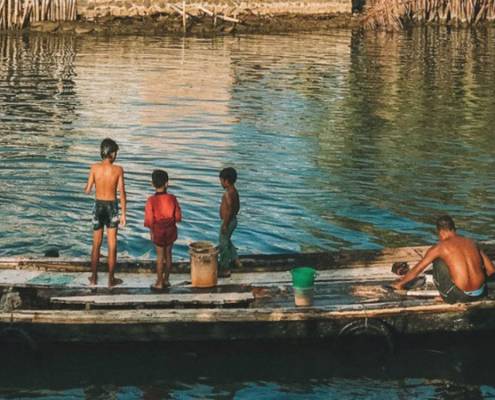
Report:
51,292,255,306
4,298,495,325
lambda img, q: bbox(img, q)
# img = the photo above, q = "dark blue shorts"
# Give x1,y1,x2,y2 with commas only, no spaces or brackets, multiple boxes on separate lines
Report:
92,200,119,231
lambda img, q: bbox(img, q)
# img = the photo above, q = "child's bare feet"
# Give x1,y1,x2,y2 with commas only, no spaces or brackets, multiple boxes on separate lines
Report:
162,280,171,288
435,296,443,302
88,276,97,286
108,277,123,288
234,259,243,268
219,269,231,278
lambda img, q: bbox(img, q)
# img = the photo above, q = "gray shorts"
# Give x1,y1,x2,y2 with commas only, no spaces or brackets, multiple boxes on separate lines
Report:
433,259,487,304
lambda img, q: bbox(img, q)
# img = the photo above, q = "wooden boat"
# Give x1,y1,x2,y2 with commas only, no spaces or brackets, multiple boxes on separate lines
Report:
1,244,495,351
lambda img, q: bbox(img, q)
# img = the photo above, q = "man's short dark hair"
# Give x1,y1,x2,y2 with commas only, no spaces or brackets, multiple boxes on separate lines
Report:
152,170,169,188
219,167,237,184
436,215,456,231
100,138,119,159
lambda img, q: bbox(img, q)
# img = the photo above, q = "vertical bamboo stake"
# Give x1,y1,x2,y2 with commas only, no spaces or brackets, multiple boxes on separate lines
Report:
182,0,186,31
0,0,4,28
13,0,17,27
20,0,30,25
41,0,45,20
7,0,12,29
213,5,216,27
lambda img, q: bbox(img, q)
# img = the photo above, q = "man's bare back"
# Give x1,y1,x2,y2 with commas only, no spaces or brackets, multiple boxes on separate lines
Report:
433,235,487,291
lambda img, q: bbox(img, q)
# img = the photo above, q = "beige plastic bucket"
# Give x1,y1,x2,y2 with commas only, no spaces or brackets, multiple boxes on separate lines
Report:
293,286,314,307
189,241,218,288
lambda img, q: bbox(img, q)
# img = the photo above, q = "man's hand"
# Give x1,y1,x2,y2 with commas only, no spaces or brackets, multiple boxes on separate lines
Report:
391,281,403,290
120,215,126,228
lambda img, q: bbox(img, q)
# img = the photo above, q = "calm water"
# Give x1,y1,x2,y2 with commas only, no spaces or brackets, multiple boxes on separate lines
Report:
2,27,495,398
2,28,495,260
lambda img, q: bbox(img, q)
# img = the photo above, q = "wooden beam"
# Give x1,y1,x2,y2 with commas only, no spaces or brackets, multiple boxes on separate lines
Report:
51,292,255,306
3,298,495,326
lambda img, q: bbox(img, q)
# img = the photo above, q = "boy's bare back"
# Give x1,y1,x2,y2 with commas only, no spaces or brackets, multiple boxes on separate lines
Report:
86,163,124,201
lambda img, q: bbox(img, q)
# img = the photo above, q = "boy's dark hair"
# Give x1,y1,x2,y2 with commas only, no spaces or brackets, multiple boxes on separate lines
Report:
219,167,237,184
152,169,169,188
100,138,119,159
436,215,456,232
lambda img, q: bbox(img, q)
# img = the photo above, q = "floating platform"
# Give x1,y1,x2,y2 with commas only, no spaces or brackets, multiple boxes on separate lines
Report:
1,245,495,351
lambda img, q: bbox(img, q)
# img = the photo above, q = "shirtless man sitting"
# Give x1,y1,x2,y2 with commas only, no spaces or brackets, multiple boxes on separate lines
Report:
85,138,127,288
392,215,495,304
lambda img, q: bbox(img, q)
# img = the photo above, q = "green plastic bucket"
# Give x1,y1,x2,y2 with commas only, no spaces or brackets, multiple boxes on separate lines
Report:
290,267,316,288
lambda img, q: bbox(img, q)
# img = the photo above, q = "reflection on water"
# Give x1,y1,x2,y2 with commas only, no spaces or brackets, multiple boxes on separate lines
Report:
1,29,495,260
1,337,495,399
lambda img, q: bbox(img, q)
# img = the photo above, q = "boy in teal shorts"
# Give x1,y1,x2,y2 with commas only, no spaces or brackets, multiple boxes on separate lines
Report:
218,167,242,277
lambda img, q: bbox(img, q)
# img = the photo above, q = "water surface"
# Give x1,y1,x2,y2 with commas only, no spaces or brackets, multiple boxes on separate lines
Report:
2,29,495,260
2,26,495,400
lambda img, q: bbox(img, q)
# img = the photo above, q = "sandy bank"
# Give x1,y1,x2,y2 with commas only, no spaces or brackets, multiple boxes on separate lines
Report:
27,13,361,35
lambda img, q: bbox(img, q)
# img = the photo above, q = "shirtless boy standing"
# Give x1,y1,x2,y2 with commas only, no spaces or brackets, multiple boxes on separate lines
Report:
85,138,127,288
218,167,242,278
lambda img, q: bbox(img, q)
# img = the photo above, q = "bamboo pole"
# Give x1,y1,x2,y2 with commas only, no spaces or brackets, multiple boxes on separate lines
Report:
7,0,12,29
0,0,4,29
182,0,186,31
197,4,240,23
20,0,31,25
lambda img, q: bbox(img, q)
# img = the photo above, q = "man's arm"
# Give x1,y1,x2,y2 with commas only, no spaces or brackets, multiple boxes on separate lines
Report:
392,245,440,290
481,249,495,277
85,166,95,194
221,192,233,234
118,167,127,228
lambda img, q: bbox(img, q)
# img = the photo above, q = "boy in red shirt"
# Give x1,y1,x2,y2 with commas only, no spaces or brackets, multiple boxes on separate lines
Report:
144,170,182,290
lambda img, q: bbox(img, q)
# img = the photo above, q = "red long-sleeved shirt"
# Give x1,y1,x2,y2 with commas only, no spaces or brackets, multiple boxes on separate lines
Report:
144,192,182,246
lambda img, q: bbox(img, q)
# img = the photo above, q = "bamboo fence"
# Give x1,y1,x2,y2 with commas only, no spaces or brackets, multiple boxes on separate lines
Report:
0,0,76,29
365,0,495,29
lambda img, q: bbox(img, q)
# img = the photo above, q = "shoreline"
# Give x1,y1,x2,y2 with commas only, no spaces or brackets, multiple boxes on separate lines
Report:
25,13,362,35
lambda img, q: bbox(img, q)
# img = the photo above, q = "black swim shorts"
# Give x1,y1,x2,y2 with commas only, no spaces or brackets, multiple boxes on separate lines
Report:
92,200,119,231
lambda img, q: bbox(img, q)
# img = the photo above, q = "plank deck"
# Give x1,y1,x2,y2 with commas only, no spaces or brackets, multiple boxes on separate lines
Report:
0,266,418,289
50,292,255,306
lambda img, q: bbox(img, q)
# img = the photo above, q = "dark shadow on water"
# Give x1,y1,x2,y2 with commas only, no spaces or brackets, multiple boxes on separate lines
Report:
0,334,494,399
